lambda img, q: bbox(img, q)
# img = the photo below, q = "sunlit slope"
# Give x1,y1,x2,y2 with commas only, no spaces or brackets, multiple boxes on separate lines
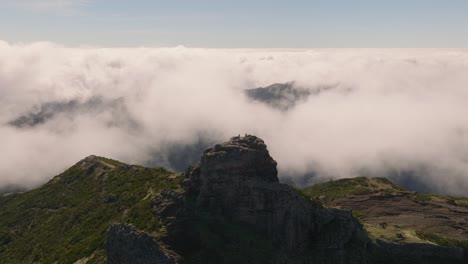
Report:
303,177,468,247
0,156,181,264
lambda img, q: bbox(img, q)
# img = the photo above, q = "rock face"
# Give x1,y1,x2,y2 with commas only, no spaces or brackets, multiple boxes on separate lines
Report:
110,135,468,263
155,135,369,263
107,223,176,264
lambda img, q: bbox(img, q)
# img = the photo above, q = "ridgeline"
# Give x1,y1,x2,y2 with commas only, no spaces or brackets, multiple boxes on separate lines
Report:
0,136,467,263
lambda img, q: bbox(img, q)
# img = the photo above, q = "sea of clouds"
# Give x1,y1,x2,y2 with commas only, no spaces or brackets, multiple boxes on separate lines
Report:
1,41,468,194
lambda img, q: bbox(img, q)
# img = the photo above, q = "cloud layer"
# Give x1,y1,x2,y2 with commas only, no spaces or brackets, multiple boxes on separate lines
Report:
1,41,468,195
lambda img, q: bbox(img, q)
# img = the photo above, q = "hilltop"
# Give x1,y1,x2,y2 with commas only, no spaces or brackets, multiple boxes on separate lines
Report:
0,155,182,263
303,177,468,247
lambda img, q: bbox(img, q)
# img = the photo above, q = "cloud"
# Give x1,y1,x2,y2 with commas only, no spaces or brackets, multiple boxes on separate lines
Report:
1,41,468,195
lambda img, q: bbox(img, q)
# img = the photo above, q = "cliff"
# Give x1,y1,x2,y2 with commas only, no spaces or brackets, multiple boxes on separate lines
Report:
151,135,369,263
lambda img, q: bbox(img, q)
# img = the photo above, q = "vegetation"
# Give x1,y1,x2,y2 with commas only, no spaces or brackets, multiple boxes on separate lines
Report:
415,231,468,249
288,184,324,208
352,210,365,221
302,177,407,205
448,196,468,208
364,224,426,244
413,194,433,202
0,156,181,264
3,159,468,263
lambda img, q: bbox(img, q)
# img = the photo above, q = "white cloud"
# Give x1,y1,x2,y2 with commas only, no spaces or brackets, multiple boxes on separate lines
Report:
1,41,468,195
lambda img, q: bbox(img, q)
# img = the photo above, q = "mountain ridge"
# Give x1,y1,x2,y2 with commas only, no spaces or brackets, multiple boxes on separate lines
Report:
0,136,467,263
0,155,180,263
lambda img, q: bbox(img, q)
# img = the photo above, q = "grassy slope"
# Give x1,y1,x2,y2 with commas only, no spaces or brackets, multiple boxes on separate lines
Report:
3,159,468,263
303,177,408,205
302,177,468,249
0,156,328,264
0,156,182,264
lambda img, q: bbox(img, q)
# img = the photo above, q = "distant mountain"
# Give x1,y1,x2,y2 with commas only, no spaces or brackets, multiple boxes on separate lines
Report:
245,82,345,111
0,136,467,263
245,82,311,110
7,97,140,131
0,185,26,195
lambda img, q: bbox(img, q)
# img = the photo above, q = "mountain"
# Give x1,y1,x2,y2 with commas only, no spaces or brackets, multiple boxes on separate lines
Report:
245,82,312,110
0,136,467,263
303,177,468,249
147,135,368,263
0,185,26,195
245,82,347,111
0,156,181,263
8,97,140,131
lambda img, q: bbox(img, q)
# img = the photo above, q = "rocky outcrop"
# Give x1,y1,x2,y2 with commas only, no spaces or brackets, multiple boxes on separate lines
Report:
111,135,468,263
106,223,176,264
155,135,369,263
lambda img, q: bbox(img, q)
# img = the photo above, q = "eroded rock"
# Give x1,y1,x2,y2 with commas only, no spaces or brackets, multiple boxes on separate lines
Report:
155,135,369,263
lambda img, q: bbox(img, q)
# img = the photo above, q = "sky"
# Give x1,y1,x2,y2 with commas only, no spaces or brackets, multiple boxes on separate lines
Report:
1,0,468,47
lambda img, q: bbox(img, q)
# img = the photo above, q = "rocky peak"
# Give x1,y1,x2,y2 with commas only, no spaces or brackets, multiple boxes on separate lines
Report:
185,135,280,217
114,135,468,263
199,134,278,183
153,135,369,262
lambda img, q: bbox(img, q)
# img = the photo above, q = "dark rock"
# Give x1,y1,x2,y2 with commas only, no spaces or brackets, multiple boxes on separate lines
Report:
370,240,467,264
106,223,176,264
112,135,468,263
245,82,344,111
155,135,369,263
245,82,312,110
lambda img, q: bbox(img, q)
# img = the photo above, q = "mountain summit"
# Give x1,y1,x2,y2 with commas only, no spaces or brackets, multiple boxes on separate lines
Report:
1,135,467,263
145,134,368,263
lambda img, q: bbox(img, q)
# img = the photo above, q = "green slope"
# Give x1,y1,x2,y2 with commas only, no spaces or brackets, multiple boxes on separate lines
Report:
0,156,182,264
302,177,468,249
2,159,468,263
303,177,408,205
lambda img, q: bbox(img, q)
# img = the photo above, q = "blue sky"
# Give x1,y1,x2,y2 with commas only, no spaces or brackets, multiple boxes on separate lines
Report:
1,0,468,47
